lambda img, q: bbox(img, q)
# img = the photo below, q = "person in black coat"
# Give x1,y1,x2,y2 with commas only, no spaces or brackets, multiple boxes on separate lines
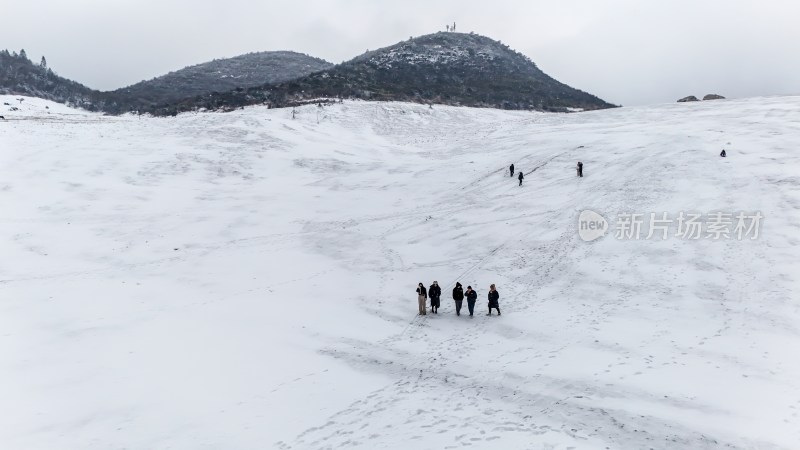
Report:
518,171,524,186
720,149,727,157
487,284,501,315
429,281,442,314
465,286,478,316
452,282,464,316
576,161,583,177
509,164,515,177
416,283,427,315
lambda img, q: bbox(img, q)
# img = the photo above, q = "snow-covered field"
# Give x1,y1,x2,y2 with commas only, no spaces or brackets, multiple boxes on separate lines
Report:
2,94,799,449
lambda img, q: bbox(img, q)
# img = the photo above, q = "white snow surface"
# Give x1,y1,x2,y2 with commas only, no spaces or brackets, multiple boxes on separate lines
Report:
2,94,800,449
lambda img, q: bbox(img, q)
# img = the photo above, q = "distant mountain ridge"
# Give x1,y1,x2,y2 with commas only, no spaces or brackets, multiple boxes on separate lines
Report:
1,33,614,115
163,33,614,115
0,50,332,113
98,51,333,114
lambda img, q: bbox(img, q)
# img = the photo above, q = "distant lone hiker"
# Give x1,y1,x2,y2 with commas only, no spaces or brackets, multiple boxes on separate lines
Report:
453,282,464,316
416,282,428,315
577,161,583,177
487,284,501,316
518,171,524,186
429,281,441,314
720,149,727,157
509,164,515,177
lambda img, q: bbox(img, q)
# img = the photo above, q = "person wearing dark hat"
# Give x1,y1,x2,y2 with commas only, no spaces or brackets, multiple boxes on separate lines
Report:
416,282,427,315
487,284,501,316
465,285,478,316
509,164,515,177
452,282,464,316
518,171,524,186
429,281,442,314
576,161,583,177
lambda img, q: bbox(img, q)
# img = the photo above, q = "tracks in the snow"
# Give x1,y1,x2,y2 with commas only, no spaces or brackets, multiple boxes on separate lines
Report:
280,146,595,448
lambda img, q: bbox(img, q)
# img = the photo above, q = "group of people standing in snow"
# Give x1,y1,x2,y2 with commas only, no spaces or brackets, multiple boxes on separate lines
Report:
416,282,500,317
412,160,592,316
509,161,584,186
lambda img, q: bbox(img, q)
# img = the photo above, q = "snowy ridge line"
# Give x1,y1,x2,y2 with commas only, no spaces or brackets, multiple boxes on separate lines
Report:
0,118,116,125
458,147,574,198
457,151,540,193
524,149,572,176
459,165,508,191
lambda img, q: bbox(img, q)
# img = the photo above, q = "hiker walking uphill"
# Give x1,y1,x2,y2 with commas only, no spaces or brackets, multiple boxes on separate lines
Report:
416,283,428,315
576,161,583,177
518,171,524,186
452,282,464,316
465,286,478,316
429,281,442,314
487,284,501,316
509,164,515,177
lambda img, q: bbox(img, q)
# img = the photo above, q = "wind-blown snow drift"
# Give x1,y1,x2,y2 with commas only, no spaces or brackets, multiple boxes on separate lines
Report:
1,95,799,449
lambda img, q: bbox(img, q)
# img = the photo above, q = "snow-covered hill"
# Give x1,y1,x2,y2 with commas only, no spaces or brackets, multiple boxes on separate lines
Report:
168,33,614,115
99,51,333,114
1,94,799,449
360,33,516,67
1,95,89,117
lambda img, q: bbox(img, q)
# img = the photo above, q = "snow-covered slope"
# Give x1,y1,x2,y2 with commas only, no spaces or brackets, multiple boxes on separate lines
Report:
1,95,90,117
1,94,799,449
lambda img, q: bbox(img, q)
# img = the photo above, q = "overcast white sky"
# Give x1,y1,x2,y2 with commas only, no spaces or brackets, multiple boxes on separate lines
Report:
2,0,799,106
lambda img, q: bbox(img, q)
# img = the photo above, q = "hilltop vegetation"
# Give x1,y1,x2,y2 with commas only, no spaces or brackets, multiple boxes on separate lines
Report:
98,51,332,114
1,50,331,114
162,33,614,115
2,33,614,116
0,49,95,109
